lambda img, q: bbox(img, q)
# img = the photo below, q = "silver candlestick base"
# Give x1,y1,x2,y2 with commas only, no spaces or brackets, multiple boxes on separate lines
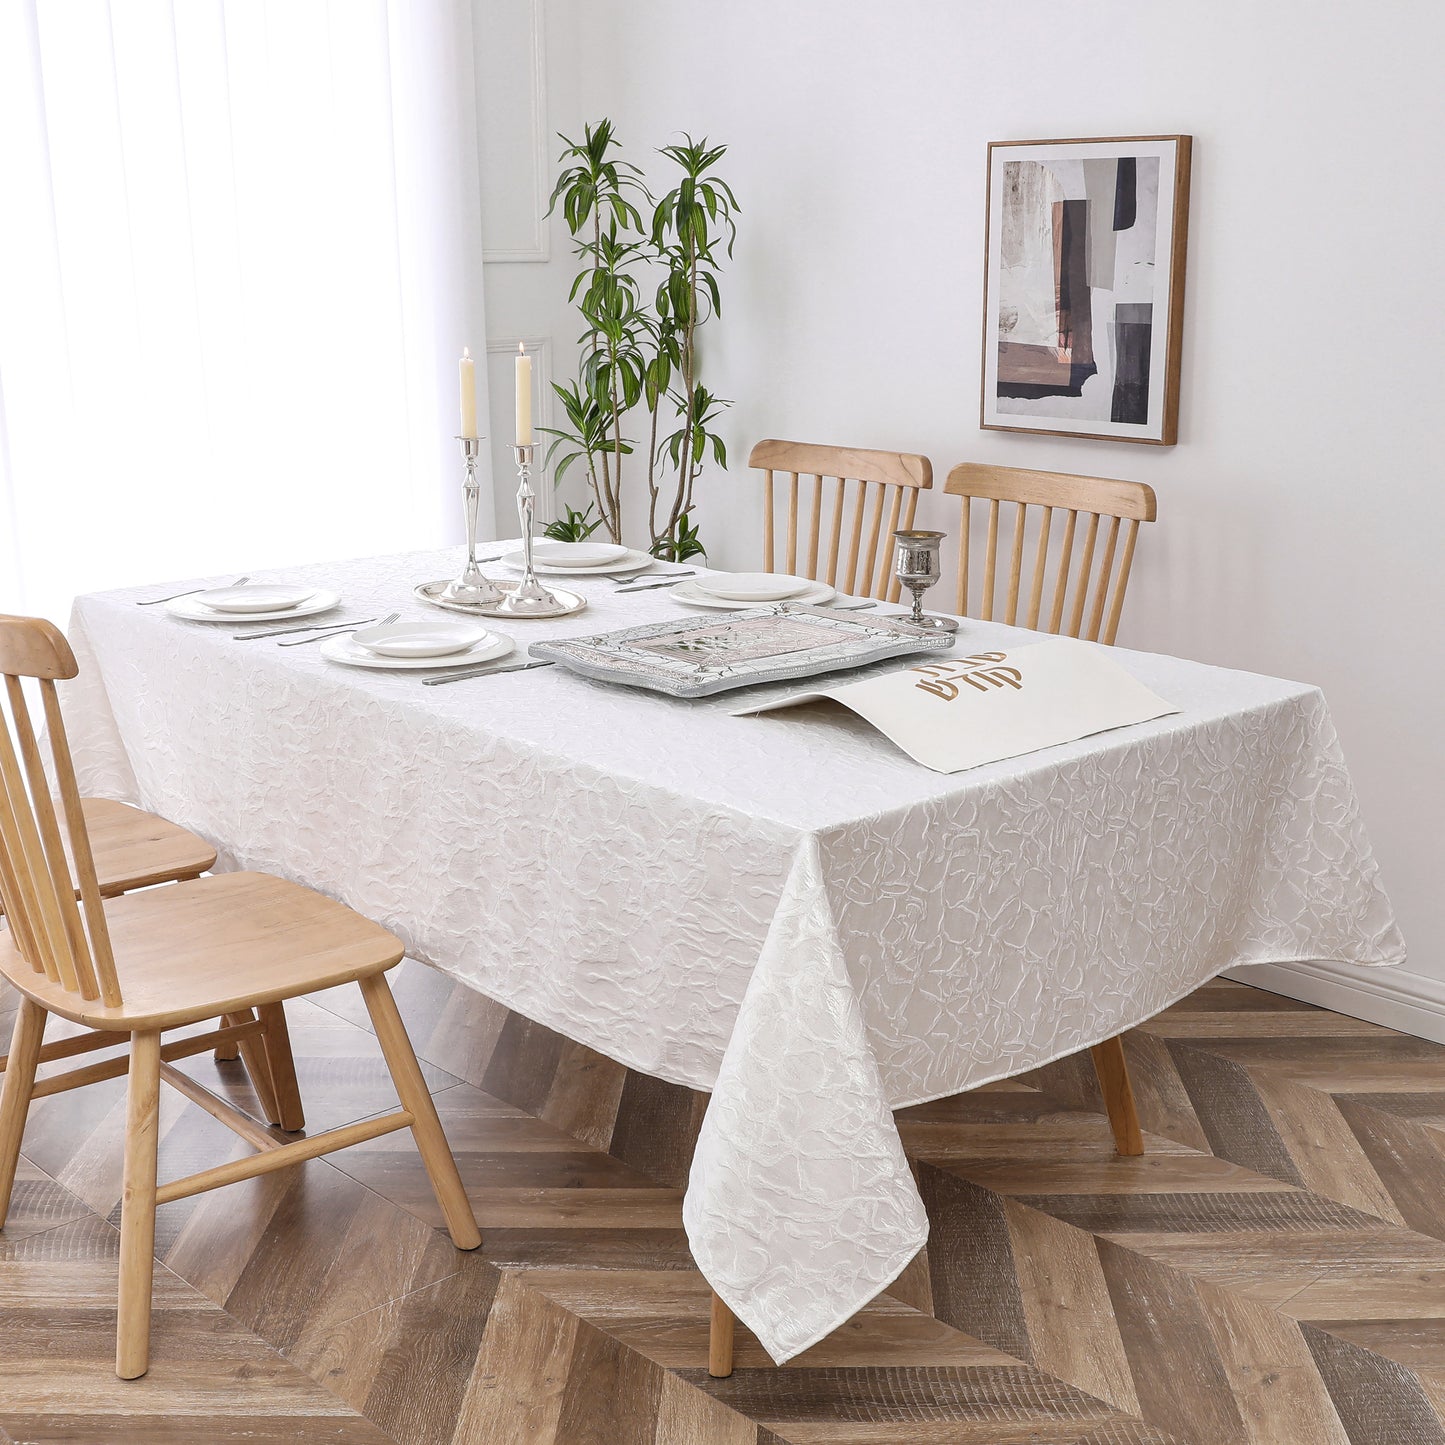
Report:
893,528,959,632
442,436,507,607
493,443,565,617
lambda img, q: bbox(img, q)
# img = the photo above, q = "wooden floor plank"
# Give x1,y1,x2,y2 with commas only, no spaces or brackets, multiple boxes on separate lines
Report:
4,969,1445,1445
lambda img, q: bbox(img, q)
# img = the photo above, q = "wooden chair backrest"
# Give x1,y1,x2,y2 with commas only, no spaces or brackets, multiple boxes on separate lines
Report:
0,616,119,1006
943,463,1157,645
749,439,933,602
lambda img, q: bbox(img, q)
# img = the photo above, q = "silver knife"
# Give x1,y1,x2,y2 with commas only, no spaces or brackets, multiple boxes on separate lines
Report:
422,659,556,685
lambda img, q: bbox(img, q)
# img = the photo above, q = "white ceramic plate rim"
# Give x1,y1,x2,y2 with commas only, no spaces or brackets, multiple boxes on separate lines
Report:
166,589,341,623
194,583,318,613
351,620,490,658
498,547,651,576
691,572,814,602
671,579,836,609
320,631,515,670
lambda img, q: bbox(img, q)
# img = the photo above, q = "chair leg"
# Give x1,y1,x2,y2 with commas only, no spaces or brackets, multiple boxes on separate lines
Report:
357,972,480,1250
0,999,46,1226
117,1030,162,1380
213,1014,242,1062
709,1290,735,1378
1090,1034,1144,1156
224,1008,282,1128
256,1002,305,1132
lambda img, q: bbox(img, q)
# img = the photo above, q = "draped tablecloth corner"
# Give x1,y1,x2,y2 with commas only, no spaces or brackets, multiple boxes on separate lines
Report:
683,835,931,1363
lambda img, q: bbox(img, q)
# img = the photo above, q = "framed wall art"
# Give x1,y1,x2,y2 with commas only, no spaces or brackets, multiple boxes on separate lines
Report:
981,135,1192,445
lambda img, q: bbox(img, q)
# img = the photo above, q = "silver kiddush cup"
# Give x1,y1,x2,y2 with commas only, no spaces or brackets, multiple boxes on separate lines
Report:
893,529,959,632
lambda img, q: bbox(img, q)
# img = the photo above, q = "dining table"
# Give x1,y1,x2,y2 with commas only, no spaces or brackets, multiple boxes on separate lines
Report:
61,545,1406,1364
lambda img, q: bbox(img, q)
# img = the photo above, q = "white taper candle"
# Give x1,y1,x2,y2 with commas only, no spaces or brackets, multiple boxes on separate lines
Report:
515,343,533,446
459,348,478,438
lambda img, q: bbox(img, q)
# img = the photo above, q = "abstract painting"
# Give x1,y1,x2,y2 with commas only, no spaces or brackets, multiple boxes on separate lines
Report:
981,136,1191,445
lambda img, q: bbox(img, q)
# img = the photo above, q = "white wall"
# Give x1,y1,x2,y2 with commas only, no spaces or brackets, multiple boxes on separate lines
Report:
474,0,592,531
493,0,1445,1029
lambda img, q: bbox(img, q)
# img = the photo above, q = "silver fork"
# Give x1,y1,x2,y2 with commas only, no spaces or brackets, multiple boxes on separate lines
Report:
138,574,249,605
613,577,695,594
235,615,380,640
597,569,696,585
278,610,398,646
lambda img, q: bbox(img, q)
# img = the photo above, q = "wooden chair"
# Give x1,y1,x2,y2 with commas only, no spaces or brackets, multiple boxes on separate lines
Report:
943,462,1157,642
942,461,1155,1160
707,463,1158,1379
750,439,933,602
0,733,293,1123
0,615,481,1379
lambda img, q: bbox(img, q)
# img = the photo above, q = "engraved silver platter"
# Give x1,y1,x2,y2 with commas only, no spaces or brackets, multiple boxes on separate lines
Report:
529,603,954,698
415,579,588,620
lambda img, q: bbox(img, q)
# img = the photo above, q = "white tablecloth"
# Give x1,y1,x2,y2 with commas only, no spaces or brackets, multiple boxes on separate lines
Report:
64,549,1405,1362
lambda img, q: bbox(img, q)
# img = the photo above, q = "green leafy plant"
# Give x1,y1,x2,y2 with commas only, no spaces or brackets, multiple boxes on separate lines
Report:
650,510,707,563
645,137,738,551
545,121,738,557
544,503,601,544
543,121,648,543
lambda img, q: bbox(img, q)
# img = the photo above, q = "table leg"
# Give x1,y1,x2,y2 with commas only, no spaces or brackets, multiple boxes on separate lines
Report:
709,1289,735,1377
1090,1035,1144,1156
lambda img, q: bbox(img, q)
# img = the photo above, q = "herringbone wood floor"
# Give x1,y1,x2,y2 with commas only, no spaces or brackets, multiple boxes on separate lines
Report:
3,965,1443,1443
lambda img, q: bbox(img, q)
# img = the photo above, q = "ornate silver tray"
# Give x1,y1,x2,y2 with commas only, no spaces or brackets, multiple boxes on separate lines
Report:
530,604,953,698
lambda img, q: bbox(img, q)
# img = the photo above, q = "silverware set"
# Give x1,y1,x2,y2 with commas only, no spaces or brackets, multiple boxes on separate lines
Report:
232,614,379,641
605,568,696,590
276,612,398,646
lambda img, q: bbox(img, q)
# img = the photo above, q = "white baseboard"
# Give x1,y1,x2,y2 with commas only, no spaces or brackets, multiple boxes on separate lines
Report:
1226,959,1445,1046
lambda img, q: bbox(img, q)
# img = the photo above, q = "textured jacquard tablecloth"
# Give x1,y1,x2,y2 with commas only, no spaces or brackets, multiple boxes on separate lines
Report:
64,548,1405,1362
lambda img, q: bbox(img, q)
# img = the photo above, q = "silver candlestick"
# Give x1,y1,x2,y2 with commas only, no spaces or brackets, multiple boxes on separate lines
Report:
494,443,564,616
442,436,506,607
893,528,959,632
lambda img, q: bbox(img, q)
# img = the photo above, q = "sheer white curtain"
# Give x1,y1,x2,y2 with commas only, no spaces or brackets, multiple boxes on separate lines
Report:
0,0,491,623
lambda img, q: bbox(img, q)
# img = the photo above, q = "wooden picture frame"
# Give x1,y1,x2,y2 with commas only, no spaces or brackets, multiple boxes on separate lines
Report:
980,135,1192,446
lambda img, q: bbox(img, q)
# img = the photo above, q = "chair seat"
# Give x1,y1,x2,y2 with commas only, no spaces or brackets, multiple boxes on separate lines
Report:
0,871,404,1031
80,798,218,896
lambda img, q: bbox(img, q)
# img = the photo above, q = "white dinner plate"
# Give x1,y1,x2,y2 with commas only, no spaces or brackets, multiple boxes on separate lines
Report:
670,578,836,610
319,631,515,671
352,619,490,658
691,572,814,602
528,541,629,568
498,545,651,577
166,588,342,624
193,583,318,613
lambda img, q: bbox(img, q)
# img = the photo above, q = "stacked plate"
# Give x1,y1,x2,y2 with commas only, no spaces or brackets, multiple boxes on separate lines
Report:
497,540,653,578
165,583,341,623
671,572,836,609
320,618,515,671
